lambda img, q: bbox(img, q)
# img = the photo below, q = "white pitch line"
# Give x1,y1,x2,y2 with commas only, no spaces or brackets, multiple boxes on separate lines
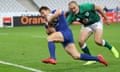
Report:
0,60,43,72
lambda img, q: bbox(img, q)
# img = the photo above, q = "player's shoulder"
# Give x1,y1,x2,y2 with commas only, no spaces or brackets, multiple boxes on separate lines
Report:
80,2,95,11
52,9,63,15
80,2,94,7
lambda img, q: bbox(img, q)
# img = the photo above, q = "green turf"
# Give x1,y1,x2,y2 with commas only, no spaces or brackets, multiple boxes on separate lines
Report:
0,24,120,72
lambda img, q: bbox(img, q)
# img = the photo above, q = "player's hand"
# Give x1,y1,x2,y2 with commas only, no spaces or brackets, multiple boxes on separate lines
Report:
40,17,47,24
105,19,110,25
46,27,56,35
72,21,81,24
83,18,88,24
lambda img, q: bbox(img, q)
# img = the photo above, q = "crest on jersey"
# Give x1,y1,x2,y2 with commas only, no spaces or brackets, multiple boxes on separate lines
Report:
85,12,89,16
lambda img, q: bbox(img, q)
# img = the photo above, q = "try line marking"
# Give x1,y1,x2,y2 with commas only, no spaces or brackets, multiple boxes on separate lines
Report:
0,60,43,72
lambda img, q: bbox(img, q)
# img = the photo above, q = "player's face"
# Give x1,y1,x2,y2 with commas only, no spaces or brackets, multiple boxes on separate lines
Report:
40,10,50,17
69,3,79,14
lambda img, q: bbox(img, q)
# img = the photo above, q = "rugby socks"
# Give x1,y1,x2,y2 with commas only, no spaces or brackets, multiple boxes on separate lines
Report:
102,40,112,50
80,54,98,61
48,41,56,59
81,43,91,55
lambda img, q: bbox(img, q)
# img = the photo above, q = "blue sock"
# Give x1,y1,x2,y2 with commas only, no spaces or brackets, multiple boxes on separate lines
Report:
80,54,99,61
48,41,56,59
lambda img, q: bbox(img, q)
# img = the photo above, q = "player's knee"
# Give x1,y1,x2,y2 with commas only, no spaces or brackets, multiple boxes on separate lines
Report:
95,40,102,46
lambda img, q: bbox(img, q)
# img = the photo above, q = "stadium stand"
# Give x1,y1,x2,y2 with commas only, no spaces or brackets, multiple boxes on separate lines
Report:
0,0,119,12
0,0,28,12
33,0,120,11
0,0,120,28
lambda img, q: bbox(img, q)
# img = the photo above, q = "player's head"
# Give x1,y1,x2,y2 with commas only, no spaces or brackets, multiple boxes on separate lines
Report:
39,6,50,17
68,1,79,14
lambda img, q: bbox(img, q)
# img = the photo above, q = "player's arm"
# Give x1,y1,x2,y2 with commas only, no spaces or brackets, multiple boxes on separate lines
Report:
95,5,110,24
47,9,62,24
46,27,56,35
45,24,56,35
66,12,73,24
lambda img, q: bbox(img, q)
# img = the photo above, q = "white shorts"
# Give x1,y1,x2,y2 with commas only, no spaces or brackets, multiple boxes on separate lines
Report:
81,21,103,32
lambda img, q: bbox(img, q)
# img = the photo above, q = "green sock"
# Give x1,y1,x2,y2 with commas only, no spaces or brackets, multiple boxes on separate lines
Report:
82,46,91,56
104,40,112,50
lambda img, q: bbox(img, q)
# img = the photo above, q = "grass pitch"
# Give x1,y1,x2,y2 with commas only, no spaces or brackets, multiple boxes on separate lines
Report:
0,24,120,72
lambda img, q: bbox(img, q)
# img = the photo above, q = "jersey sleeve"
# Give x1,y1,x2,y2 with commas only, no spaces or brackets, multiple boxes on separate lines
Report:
66,14,72,24
66,12,75,25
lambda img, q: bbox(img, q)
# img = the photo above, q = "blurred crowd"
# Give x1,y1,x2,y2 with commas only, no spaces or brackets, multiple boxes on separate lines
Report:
103,6,120,12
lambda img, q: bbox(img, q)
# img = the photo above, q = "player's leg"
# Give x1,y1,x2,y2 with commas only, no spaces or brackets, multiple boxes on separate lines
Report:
42,32,64,64
47,32,64,42
78,27,92,55
94,21,119,58
94,28,119,58
47,32,64,59
64,43,108,66
78,26,97,65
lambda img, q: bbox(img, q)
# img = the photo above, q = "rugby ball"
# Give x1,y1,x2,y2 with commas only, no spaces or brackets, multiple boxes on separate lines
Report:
47,13,58,26
47,13,53,21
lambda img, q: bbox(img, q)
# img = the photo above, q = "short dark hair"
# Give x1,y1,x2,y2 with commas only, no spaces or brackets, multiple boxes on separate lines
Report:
68,1,78,5
39,6,50,12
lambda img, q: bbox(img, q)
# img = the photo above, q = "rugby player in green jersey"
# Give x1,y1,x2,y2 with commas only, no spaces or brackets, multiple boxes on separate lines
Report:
67,1,119,65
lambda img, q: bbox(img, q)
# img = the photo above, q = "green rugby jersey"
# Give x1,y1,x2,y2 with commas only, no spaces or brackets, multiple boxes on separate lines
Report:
67,3,100,26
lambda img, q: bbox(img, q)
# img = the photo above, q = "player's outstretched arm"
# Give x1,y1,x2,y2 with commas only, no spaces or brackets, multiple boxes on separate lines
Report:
95,5,110,24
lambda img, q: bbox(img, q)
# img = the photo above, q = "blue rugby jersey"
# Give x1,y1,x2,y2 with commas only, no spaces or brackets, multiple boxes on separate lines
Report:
51,10,70,31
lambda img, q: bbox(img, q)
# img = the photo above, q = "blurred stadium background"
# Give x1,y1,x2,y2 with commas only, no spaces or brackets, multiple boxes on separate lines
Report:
0,0,120,27
0,0,120,72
